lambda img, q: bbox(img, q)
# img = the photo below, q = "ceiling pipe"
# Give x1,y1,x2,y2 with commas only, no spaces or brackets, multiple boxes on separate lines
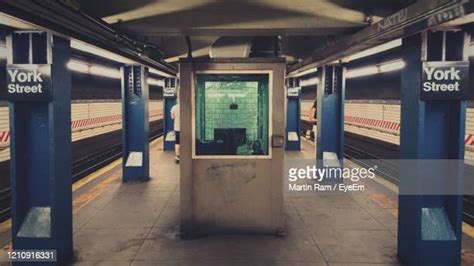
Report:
288,0,472,75
185,36,193,60
0,0,177,75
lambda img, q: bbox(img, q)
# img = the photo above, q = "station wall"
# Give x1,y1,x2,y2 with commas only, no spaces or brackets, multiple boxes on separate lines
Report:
0,100,163,162
3,99,471,163
301,100,474,162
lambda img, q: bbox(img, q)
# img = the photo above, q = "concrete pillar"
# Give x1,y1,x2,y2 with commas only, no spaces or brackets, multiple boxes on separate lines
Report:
6,31,72,263
398,30,470,265
121,65,149,182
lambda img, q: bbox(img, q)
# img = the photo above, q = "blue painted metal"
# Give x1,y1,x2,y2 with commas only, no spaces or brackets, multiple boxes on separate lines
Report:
398,31,468,265
121,65,150,182
285,78,301,150
163,77,177,151
316,65,345,163
7,31,72,263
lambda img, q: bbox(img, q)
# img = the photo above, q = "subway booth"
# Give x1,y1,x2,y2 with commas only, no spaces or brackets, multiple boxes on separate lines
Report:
179,58,286,236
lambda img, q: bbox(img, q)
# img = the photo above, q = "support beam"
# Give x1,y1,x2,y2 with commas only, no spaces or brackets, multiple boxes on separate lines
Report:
316,65,345,164
289,0,471,75
398,30,469,265
129,27,358,37
285,77,301,151
121,65,150,182
7,31,72,263
0,0,176,75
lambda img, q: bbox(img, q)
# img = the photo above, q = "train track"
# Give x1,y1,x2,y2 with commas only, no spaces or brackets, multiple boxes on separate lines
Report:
0,123,164,222
72,129,163,182
301,120,474,225
1,119,472,226
344,143,399,184
344,135,474,226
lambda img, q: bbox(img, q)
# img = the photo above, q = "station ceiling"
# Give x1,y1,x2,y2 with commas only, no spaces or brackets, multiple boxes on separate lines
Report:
76,0,413,64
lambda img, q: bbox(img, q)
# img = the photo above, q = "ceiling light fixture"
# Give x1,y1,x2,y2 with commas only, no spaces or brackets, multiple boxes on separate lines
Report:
89,65,122,79
346,66,379,78
66,59,162,86
379,60,406,73
288,67,318,78
147,78,164,87
346,59,406,79
300,77,320,87
348,39,402,62
66,60,90,73
0,42,6,59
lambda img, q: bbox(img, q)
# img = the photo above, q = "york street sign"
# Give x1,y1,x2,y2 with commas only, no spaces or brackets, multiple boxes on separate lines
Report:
421,61,469,101
6,64,52,102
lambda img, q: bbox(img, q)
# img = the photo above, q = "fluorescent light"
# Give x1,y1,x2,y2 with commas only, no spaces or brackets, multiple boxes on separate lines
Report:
348,39,402,61
0,47,6,59
67,59,121,79
149,68,174,78
379,60,405,73
0,42,6,59
72,40,175,78
67,60,90,73
288,67,318,78
300,77,319,87
67,59,167,82
71,40,135,65
346,66,379,78
288,39,401,77
89,65,121,79
147,78,164,87
469,44,474,57
346,59,405,79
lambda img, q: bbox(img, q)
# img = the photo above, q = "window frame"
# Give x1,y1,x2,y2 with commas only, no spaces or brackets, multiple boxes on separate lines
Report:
191,70,273,159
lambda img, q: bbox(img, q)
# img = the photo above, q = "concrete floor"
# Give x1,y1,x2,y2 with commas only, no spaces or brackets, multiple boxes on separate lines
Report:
1,138,474,265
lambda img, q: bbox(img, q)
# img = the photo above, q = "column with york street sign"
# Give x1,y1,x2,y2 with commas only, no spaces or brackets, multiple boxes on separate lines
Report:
398,30,469,265
6,31,73,263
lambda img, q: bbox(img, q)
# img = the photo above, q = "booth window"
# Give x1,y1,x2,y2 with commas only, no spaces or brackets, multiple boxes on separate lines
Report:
195,74,269,156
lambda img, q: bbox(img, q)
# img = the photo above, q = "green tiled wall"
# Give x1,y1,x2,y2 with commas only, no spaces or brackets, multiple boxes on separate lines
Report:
195,74,269,155
204,81,259,140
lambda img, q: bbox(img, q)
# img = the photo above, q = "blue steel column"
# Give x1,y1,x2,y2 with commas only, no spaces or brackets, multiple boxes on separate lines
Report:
285,78,301,150
7,32,72,263
121,65,150,182
163,77,177,151
398,30,468,265
316,65,345,162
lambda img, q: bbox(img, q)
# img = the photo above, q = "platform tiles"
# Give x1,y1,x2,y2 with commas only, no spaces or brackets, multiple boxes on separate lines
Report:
0,138,472,265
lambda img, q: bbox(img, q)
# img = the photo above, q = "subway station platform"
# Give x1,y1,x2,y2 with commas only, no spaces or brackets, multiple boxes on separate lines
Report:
0,138,473,265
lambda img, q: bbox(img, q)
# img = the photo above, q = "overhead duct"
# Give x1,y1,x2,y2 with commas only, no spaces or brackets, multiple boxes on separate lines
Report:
209,36,280,58
209,36,253,58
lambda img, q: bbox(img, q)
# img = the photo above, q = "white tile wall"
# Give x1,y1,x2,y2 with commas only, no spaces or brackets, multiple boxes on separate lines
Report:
0,100,163,162
301,100,474,164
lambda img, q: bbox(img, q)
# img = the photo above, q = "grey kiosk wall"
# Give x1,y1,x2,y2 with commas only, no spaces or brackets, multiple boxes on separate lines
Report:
179,58,286,236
